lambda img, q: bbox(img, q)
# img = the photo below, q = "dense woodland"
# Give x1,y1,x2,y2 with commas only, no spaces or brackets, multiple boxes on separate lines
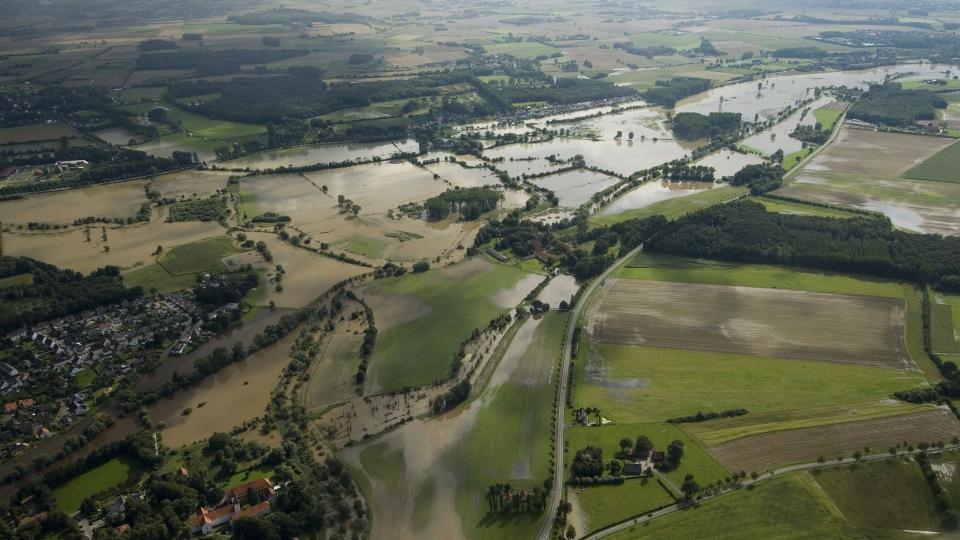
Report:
646,201,960,290
424,187,502,221
728,163,783,195
847,84,948,127
670,112,742,140
641,77,713,107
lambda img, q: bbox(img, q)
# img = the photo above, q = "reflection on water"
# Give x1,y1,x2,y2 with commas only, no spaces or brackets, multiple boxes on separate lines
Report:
678,62,960,123
599,179,717,215
741,95,834,155
537,274,580,306
531,169,620,208
223,139,419,169
694,149,766,178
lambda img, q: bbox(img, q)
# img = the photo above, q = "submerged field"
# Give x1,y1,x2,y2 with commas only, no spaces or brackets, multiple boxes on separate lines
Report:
344,313,563,540
360,257,542,392
778,127,960,235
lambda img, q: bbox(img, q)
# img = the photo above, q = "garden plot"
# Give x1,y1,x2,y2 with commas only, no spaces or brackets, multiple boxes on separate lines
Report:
589,279,910,369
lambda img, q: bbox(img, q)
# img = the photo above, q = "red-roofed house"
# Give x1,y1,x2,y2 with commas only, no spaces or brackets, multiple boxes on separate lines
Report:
221,478,275,505
188,503,239,536
231,501,271,522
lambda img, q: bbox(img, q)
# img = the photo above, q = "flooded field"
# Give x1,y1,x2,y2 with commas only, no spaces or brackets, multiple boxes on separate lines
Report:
223,139,419,170
93,126,144,146
150,331,297,448
678,62,959,123
740,95,834,155
133,136,217,162
0,180,148,224
598,178,718,217
244,232,369,309
778,126,960,234
421,161,501,188
3,218,225,274
537,274,580,306
694,149,766,178
342,313,560,540
149,169,232,199
531,169,620,208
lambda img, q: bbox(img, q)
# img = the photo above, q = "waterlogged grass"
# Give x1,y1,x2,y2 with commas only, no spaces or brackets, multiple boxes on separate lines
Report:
451,312,566,539
757,197,857,218
589,186,748,227
53,456,141,513
157,236,236,275
902,140,960,184
607,473,875,540
364,260,537,392
573,344,926,425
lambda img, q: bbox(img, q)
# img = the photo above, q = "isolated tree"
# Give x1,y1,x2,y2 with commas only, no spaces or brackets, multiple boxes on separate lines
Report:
619,438,633,453
337,194,345,206
147,107,168,123
628,131,634,140
566,525,577,539
634,435,653,456
351,204,361,217
681,474,700,500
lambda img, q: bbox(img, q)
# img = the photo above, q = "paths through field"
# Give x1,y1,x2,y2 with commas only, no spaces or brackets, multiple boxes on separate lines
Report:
581,444,960,540
537,244,644,540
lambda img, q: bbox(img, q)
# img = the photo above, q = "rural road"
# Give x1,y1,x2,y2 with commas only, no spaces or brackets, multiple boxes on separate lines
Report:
537,244,644,540
581,443,960,540
783,108,847,182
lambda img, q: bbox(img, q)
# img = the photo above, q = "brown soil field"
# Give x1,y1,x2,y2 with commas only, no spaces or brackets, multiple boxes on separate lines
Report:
149,169,232,199
589,279,911,369
709,408,960,473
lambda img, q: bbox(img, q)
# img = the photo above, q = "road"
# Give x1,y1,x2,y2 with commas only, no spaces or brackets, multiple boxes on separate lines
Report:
582,444,960,540
537,244,644,540
783,108,847,183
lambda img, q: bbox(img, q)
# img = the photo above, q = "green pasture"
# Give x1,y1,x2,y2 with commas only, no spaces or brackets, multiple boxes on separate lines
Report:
588,186,748,228
814,108,843,132
572,343,926,425
757,197,857,218
902,140,960,184
124,262,200,294
53,456,142,514
0,273,33,289
156,237,236,276
363,259,538,392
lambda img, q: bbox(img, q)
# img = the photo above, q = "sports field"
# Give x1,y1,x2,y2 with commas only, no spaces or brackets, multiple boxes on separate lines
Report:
589,279,910,369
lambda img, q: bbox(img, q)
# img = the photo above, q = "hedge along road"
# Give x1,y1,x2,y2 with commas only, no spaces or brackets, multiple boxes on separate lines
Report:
580,443,960,540
537,243,645,540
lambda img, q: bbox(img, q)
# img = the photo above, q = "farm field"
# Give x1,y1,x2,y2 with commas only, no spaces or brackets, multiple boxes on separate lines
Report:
530,169,620,209
930,451,960,510
590,185,748,227
345,312,563,540
777,127,960,235
588,279,910,369
148,169,232,199
757,197,859,218
931,293,960,354
222,139,419,170
812,459,944,532
708,409,960,473
52,455,142,513
901,140,960,184
572,343,926,426
607,473,898,540
301,333,363,412
359,256,542,392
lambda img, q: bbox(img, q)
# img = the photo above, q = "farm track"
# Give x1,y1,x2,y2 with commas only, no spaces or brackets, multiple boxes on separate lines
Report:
708,408,960,474
591,279,911,370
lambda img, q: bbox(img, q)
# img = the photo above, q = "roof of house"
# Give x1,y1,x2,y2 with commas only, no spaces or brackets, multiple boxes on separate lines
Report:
231,501,271,522
188,504,236,528
223,477,274,501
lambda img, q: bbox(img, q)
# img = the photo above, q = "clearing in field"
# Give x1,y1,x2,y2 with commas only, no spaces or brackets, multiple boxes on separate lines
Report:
778,127,960,235
607,473,878,540
812,459,944,532
589,279,910,369
902,139,960,184
344,313,563,540
360,256,542,392
708,409,960,473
